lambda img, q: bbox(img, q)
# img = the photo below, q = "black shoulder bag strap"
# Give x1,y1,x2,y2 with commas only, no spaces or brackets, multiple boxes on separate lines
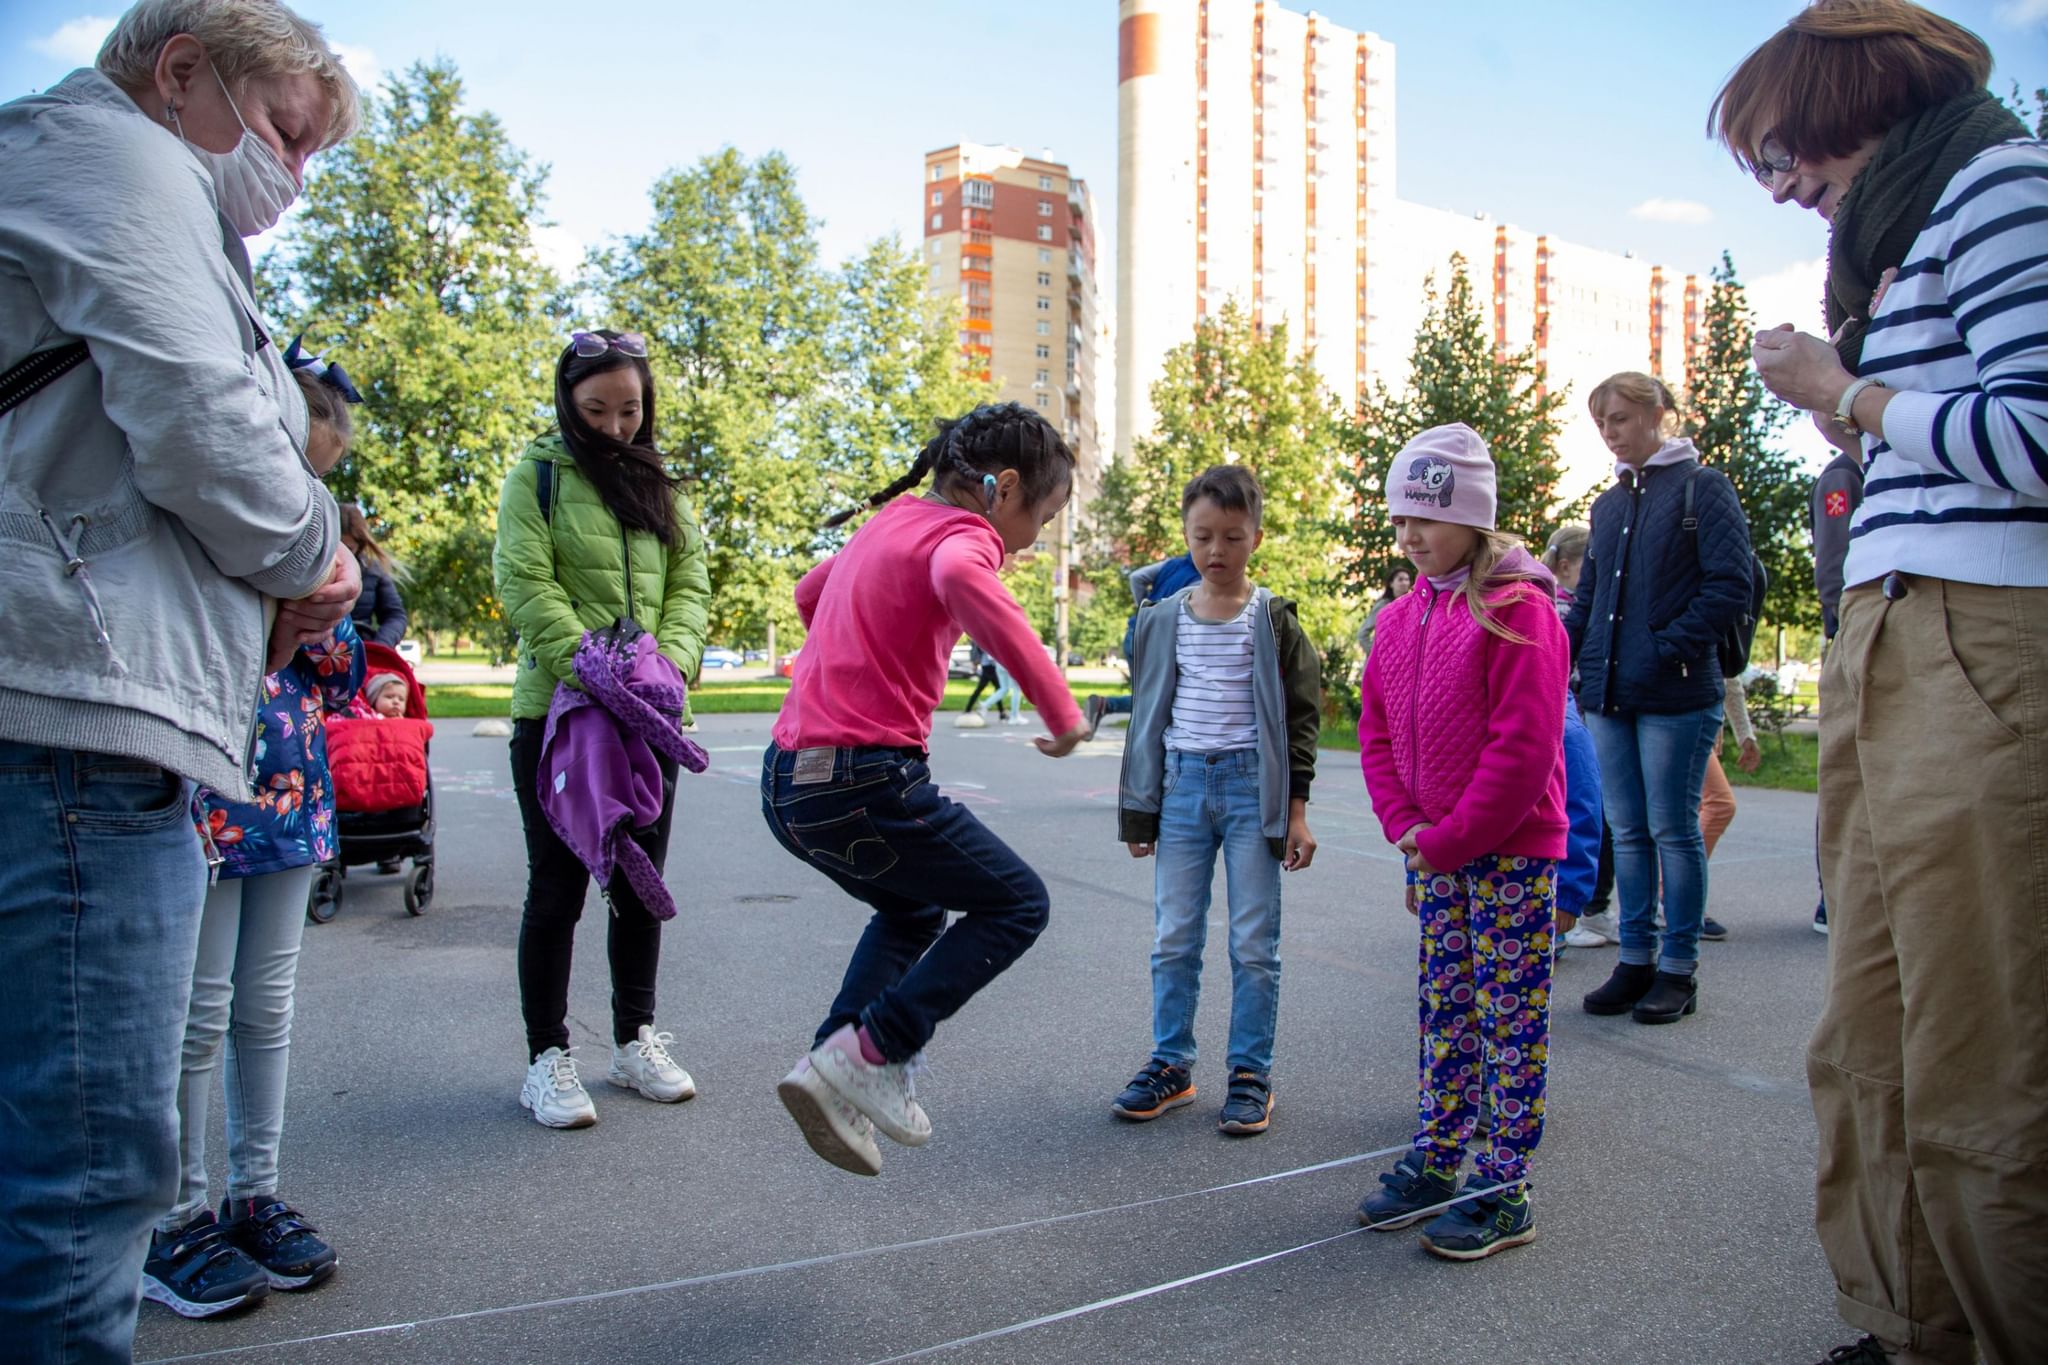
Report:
0,343,91,418
535,459,556,522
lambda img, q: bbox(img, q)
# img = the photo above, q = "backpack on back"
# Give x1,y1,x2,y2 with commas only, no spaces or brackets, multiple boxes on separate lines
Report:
1121,555,1203,660
1682,468,1768,678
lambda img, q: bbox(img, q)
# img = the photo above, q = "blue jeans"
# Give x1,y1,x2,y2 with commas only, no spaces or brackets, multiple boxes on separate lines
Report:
761,744,1049,1061
0,742,207,1363
1582,706,1723,975
1150,749,1282,1075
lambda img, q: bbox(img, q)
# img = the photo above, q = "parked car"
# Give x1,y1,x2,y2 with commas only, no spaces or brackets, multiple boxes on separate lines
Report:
743,650,767,663
396,639,422,667
777,649,801,679
701,646,744,670
948,643,977,679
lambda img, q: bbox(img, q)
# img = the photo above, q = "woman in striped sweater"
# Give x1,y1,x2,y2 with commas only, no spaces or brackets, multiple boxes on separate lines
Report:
1713,4,2046,1363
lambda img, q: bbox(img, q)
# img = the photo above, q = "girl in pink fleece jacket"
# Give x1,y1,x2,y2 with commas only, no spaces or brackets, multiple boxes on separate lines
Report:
1354,424,1571,1262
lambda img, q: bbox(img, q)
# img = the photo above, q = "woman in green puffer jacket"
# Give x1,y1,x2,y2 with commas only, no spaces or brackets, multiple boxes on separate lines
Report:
491,329,711,1130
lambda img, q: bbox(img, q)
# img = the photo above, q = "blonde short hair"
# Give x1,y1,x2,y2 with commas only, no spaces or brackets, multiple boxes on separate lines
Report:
97,0,360,148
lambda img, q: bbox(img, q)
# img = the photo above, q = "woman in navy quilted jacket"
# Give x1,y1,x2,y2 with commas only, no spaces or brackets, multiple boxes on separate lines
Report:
1561,372,1754,1027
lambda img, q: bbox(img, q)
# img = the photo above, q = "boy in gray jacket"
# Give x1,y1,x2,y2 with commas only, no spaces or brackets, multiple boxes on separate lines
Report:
1113,465,1321,1136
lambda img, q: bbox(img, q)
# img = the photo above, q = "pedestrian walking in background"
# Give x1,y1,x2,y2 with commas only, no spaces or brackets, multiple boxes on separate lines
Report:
1695,674,1759,941
956,638,1008,725
1542,524,1615,950
1564,373,1755,1026
145,363,365,1321
1355,425,1569,1261
494,329,711,1130
1808,415,1865,936
1717,1,2048,1357
763,402,1087,1177
1356,564,1413,658
0,4,360,1355
340,503,407,648
1111,465,1321,1137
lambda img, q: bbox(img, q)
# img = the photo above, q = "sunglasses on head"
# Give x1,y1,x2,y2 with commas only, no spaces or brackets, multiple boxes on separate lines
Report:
569,331,648,358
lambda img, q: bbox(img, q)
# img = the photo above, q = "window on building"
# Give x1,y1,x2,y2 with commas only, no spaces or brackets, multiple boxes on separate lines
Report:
1038,248,1053,264
961,179,993,208
931,213,942,230
1036,271,1052,287
931,163,945,182
1037,200,1053,216
1036,297,1051,311
1036,393,1049,409
1036,320,1051,335
1038,174,1053,190
1036,226,1052,241
930,189,942,206
1035,344,1050,359
1034,369,1048,387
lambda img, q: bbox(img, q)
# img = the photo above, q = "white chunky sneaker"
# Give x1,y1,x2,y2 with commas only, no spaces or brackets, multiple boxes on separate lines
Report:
809,1023,931,1147
520,1047,597,1129
776,1056,883,1176
953,711,988,729
609,1026,697,1103
1564,911,1618,948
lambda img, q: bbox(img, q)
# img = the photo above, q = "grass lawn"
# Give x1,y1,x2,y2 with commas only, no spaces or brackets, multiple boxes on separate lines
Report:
1726,730,1818,794
426,676,1133,721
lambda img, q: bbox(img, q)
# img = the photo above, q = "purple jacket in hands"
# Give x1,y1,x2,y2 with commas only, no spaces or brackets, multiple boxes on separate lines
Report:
540,628,709,920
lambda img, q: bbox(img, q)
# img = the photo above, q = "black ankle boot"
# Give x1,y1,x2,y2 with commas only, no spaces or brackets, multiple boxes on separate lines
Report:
1583,962,1657,1016
1631,971,1698,1025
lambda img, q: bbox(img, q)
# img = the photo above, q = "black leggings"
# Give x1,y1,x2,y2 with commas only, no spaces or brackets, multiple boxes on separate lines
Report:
510,719,678,1060
962,663,1007,716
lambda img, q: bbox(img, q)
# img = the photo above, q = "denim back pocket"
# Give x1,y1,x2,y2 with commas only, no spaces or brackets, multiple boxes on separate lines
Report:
787,807,899,881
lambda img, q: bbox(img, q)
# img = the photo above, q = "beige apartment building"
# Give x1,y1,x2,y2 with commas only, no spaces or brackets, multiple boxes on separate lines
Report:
922,143,1104,508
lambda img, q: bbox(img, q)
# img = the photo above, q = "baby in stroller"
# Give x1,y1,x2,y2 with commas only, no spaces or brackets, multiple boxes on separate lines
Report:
316,647,437,920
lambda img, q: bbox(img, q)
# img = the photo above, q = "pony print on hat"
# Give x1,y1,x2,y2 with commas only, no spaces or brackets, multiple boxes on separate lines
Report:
1406,456,1456,509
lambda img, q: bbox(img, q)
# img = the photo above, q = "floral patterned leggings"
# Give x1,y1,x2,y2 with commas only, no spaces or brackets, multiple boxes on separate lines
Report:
1410,855,1556,1186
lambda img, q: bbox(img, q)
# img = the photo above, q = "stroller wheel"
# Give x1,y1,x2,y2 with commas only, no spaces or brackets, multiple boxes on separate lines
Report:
405,863,434,917
307,870,342,924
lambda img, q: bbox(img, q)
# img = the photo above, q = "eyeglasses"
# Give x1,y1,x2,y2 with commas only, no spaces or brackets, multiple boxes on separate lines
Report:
1751,134,1797,187
569,331,648,358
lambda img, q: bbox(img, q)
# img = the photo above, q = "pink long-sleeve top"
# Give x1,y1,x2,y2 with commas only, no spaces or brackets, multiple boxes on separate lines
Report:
1358,549,1570,874
771,496,1082,752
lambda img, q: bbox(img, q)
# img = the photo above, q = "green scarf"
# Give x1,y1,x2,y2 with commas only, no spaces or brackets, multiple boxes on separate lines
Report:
1827,89,2028,371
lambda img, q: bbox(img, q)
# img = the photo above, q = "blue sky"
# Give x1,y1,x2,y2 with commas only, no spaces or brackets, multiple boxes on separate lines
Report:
6,0,2045,334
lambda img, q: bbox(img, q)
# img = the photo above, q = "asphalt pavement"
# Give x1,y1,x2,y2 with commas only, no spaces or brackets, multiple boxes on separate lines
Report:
133,713,1844,1365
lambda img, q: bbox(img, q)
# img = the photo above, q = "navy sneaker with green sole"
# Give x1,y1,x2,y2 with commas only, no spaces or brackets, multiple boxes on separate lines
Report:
1357,1153,1458,1229
1419,1177,1537,1260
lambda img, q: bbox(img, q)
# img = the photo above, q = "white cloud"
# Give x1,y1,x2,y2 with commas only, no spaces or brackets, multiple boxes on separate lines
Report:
29,15,115,66
1995,0,2048,25
331,42,382,93
530,224,586,279
1628,197,1714,225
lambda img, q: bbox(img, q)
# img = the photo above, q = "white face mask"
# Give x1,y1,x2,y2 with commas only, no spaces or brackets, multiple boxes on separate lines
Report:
170,64,299,237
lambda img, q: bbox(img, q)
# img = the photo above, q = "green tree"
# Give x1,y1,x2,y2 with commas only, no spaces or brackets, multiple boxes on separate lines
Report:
1333,255,1569,602
600,149,834,650
1684,252,1811,632
1000,555,1055,643
1087,300,1351,645
2005,82,2048,138
261,59,564,649
810,236,993,528
1072,571,1134,665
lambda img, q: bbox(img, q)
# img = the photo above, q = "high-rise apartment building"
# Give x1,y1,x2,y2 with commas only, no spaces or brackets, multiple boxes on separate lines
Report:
923,144,1103,505
1117,0,1702,494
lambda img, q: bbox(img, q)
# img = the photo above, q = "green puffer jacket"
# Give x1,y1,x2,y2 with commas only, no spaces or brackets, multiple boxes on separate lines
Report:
493,435,712,721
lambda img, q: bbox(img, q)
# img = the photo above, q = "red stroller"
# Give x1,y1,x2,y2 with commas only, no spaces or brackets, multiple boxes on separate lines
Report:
313,642,436,921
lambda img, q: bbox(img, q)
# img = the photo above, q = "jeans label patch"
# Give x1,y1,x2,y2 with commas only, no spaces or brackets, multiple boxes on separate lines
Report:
793,747,835,786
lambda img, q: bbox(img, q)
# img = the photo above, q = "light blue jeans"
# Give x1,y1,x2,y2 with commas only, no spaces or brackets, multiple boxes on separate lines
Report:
978,663,1023,718
1582,705,1724,976
0,742,207,1364
164,865,315,1230
1149,748,1282,1075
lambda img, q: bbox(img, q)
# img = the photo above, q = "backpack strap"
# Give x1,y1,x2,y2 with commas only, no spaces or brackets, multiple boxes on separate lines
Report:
1681,465,1701,535
535,459,556,523
0,343,90,419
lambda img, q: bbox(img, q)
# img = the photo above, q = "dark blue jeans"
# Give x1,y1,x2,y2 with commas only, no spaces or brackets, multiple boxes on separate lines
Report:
761,743,1049,1061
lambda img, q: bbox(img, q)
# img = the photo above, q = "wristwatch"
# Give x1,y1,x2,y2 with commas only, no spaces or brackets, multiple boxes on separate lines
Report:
1833,377,1887,436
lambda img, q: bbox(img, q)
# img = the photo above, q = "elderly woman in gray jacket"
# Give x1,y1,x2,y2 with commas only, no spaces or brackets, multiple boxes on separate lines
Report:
0,2,360,1357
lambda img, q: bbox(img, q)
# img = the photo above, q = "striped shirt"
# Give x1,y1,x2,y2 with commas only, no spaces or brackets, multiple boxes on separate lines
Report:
1163,596,1260,754
1844,138,2048,590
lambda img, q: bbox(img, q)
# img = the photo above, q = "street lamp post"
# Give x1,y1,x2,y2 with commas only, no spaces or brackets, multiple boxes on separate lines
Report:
1053,390,1074,678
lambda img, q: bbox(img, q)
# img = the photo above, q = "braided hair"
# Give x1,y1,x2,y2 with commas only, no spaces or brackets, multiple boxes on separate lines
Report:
825,401,1075,529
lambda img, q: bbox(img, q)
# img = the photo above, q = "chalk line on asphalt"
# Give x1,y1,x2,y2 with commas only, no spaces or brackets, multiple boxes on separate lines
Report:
865,1177,1527,1363
140,1144,1410,1363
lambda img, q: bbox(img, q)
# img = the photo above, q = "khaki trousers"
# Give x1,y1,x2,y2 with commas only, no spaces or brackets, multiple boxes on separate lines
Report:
1700,749,1737,859
1813,576,2048,1364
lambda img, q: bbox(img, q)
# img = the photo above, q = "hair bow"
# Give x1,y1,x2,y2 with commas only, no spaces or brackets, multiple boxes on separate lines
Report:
283,334,364,404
